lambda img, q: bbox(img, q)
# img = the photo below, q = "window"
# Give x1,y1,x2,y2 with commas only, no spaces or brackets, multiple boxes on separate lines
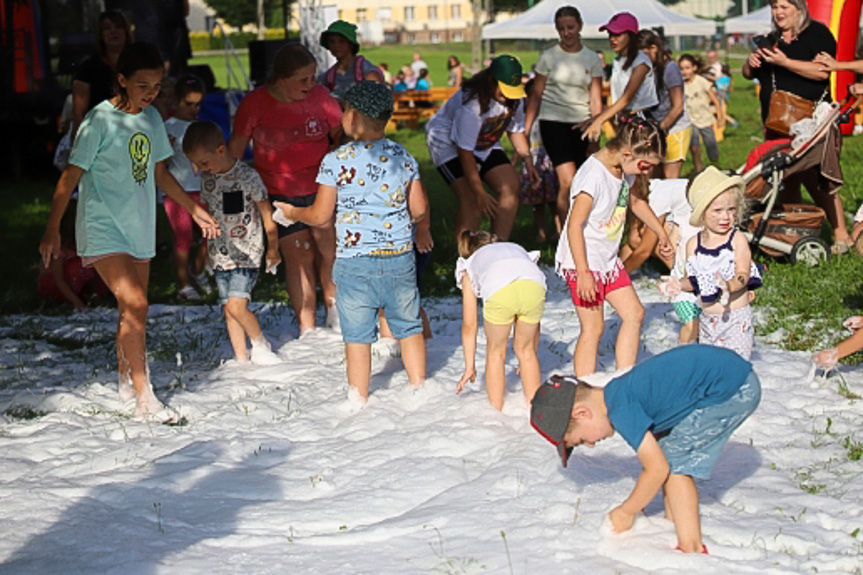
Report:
431,32,440,43
451,4,461,19
408,33,416,44
378,7,392,20
404,6,415,20
453,32,463,42
428,5,438,20
356,8,367,21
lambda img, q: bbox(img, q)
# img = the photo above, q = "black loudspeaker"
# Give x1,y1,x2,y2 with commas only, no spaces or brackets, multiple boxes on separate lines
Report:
248,39,294,87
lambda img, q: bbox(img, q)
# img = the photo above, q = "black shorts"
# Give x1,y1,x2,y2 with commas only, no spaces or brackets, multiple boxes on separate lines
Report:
539,120,590,168
274,193,315,238
436,148,511,185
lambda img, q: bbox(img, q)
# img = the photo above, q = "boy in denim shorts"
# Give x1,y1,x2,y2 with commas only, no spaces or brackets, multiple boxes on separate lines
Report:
183,121,281,365
275,81,430,401
530,345,760,554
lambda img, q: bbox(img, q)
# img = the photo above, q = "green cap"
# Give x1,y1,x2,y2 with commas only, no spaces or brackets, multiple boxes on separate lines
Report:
489,55,526,99
320,20,359,51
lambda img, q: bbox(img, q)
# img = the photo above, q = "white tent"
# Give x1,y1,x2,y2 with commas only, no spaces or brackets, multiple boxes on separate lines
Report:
724,6,772,35
481,0,718,40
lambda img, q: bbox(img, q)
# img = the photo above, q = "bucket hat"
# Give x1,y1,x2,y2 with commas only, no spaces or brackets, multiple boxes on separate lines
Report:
687,166,745,226
344,81,394,121
489,55,526,100
320,20,359,51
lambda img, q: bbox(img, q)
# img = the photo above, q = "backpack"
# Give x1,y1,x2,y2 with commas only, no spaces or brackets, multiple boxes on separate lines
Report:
323,56,380,91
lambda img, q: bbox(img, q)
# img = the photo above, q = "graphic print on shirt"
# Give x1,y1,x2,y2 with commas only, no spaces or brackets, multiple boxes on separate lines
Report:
305,117,324,138
129,133,151,185
604,180,630,243
476,111,513,151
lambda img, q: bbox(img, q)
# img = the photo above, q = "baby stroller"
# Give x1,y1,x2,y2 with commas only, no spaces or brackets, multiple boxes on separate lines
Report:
737,95,856,266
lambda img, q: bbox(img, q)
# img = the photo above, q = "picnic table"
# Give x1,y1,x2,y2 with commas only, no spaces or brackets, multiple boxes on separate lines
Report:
387,86,458,130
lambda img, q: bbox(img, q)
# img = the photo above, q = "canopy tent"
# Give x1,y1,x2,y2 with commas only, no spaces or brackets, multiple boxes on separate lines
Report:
724,6,772,35
481,0,718,40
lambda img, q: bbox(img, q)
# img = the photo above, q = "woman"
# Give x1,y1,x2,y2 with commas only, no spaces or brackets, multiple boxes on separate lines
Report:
448,55,464,88
318,20,383,100
426,55,537,242
524,5,603,234
638,29,690,179
230,44,343,336
742,0,851,252
584,12,658,142
71,10,133,140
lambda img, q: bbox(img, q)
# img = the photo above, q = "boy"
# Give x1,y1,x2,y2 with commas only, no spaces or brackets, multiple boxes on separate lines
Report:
275,81,429,401
182,120,282,365
530,345,760,553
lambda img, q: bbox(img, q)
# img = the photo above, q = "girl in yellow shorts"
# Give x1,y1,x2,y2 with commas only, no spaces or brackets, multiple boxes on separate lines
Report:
455,230,547,410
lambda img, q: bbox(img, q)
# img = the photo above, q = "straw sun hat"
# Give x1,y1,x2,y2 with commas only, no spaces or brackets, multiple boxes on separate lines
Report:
688,166,745,226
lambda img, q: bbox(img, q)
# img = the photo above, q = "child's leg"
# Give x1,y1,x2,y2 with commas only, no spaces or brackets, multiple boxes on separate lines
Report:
664,474,703,552
449,177,484,241
345,343,372,398
310,222,337,307
703,127,720,163
533,203,547,243
420,306,432,339
554,162,577,233
574,305,604,376
93,255,151,399
690,130,704,172
398,333,426,386
224,297,262,361
279,230,318,333
482,321,512,409
604,285,645,370
164,196,194,290
678,319,699,344
192,240,208,276
512,318,541,404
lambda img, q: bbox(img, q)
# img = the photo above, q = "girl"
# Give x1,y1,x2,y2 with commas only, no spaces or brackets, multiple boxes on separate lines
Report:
519,78,558,244
638,29,690,179
662,167,762,359
679,54,723,173
39,42,219,420
584,12,658,142
164,73,210,301
456,230,546,410
318,20,383,101
447,55,464,88
556,115,672,376
426,54,537,242
524,5,603,235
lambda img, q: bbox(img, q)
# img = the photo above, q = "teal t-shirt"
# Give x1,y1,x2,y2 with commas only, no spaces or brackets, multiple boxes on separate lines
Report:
604,345,753,452
69,101,172,258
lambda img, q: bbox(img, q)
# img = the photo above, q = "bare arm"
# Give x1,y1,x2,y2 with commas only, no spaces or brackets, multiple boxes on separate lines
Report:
588,76,603,118
524,73,548,136
609,432,670,533
661,85,684,131
763,47,829,81
407,179,429,224
457,274,479,393
70,80,91,140
278,184,337,227
48,255,86,309
707,88,725,125
228,132,251,160
622,216,666,274
725,232,753,293
40,165,84,267
815,52,863,73
585,63,651,140
255,200,281,270
630,194,671,254
155,162,220,238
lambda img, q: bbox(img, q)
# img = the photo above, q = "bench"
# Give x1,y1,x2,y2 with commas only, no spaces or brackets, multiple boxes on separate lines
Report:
387,86,458,131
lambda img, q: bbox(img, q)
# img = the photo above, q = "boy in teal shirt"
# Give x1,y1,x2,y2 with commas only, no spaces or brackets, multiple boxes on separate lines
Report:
531,345,760,553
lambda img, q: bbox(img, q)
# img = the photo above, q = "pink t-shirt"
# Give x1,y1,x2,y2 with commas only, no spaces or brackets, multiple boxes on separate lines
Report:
233,84,342,198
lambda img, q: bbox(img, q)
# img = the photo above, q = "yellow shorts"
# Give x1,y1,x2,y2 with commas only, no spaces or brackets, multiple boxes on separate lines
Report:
665,127,692,163
483,280,546,325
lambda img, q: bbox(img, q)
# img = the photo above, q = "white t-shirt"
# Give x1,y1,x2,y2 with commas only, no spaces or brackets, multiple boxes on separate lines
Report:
535,44,603,124
555,155,633,275
426,90,526,166
684,75,715,128
610,52,658,112
648,178,700,281
411,59,429,77
164,117,201,192
455,242,546,301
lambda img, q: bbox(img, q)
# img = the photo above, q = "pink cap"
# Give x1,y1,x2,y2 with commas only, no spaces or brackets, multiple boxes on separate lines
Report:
599,12,639,35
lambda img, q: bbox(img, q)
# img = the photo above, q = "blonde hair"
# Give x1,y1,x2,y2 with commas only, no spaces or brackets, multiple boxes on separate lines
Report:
457,229,498,258
770,0,811,38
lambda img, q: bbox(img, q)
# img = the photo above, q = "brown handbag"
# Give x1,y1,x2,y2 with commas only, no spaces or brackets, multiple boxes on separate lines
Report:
764,69,819,135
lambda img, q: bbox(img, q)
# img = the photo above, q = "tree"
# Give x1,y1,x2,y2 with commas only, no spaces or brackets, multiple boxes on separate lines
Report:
205,0,278,28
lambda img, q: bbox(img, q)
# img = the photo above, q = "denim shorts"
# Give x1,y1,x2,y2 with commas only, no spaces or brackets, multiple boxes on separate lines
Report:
332,252,422,344
658,370,761,480
214,267,259,304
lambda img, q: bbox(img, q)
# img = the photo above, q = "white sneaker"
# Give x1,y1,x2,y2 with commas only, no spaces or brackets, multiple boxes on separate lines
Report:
326,303,340,331
250,338,282,365
178,285,201,302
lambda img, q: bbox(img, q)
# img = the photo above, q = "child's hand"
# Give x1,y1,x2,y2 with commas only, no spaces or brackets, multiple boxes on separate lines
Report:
813,347,839,370
814,52,839,71
525,157,541,187
271,201,297,228
416,226,434,253
658,237,674,260
192,207,221,239
39,229,61,268
608,506,635,533
577,270,597,302
265,250,280,275
657,275,681,297
476,191,499,220
456,366,477,394
844,316,863,332
583,118,602,142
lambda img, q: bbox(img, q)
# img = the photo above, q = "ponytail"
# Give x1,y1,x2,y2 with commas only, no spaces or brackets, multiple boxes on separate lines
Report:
608,114,666,199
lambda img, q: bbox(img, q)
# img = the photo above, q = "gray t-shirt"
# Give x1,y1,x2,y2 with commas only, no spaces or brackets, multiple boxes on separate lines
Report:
649,60,690,134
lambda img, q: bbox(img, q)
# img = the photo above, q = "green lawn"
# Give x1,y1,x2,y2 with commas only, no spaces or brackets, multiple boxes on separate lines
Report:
7,45,863,358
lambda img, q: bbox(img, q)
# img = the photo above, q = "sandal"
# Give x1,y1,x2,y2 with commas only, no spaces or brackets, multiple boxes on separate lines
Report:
831,240,853,255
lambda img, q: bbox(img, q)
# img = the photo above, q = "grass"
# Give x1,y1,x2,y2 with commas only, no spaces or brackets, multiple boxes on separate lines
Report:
6,44,863,359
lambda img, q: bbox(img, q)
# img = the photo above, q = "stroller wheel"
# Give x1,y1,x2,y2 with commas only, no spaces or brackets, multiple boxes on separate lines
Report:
790,237,830,267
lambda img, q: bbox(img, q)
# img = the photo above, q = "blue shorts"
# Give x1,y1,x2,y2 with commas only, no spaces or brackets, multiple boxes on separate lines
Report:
214,267,259,304
658,371,761,479
332,252,422,344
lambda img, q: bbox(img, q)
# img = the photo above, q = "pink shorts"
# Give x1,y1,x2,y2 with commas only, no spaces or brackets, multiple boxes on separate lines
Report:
164,192,203,252
563,263,632,308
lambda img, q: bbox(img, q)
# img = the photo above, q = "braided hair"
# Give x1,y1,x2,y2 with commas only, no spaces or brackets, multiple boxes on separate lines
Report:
608,113,666,199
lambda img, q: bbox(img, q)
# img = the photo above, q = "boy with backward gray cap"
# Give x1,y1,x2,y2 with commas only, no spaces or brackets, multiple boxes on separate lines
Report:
276,81,431,402
530,345,760,554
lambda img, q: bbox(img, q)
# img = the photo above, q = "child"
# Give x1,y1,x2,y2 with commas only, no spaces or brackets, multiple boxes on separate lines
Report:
519,78,559,244
814,315,863,371
679,54,723,173
661,167,762,359
183,120,281,365
555,114,672,376
530,345,761,553
39,42,220,421
275,81,429,401
455,230,546,410
164,74,210,301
